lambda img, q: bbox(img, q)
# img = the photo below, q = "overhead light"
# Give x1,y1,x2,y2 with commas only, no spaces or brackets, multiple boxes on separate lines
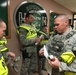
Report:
1,1,7,7
50,10,53,13
38,10,46,13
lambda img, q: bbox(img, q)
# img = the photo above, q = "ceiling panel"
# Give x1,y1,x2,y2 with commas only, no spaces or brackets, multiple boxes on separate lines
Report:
54,0,76,13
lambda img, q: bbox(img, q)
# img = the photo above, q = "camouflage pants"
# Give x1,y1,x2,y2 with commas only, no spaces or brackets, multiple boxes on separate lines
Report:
20,58,30,75
20,52,37,75
28,52,37,75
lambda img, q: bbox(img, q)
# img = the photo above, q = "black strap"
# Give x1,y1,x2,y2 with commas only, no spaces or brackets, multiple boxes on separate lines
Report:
66,30,76,55
66,31,76,39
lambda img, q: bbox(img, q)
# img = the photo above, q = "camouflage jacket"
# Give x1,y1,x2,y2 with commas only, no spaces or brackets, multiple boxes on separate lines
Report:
46,27,76,74
0,37,9,61
19,23,37,53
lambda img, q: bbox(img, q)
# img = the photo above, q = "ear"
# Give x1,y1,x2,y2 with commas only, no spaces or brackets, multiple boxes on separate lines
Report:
65,20,68,26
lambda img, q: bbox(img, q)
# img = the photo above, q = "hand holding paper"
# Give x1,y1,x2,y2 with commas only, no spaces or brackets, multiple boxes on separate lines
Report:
44,45,54,60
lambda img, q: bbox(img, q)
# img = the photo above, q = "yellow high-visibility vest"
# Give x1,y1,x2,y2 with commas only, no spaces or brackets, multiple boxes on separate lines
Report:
40,40,48,45
60,52,75,64
0,37,7,45
19,24,37,39
0,56,8,75
60,52,76,75
0,37,8,52
65,72,76,75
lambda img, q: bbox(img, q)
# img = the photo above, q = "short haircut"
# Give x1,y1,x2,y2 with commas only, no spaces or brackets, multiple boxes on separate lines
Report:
54,14,69,21
42,25,47,28
25,13,33,18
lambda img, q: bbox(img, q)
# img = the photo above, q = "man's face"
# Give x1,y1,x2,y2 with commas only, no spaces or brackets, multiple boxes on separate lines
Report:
42,27,47,33
27,14,34,24
0,22,6,39
54,18,68,33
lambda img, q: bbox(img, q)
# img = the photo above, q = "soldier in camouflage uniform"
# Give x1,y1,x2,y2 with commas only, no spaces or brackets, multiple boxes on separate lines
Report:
39,14,76,75
37,25,49,75
18,13,42,75
0,18,15,75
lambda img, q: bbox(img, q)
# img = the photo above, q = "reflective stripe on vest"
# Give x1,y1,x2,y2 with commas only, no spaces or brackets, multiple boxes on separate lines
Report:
0,47,8,52
60,52,75,64
0,56,8,75
61,52,76,75
19,25,37,39
0,37,7,45
37,30,47,36
0,37,8,52
40,40,48,45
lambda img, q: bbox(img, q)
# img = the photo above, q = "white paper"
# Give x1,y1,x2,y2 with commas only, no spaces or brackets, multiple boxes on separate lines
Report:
45,60,52,75
44,45,52,75
44,45,48,59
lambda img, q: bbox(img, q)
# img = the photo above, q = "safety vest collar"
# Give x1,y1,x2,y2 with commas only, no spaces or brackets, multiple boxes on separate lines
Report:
19,24,37,39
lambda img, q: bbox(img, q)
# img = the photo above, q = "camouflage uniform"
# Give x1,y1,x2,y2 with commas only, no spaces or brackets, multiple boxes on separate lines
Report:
0,37,9,61
37,32,49,75
45,27,76,75
19,23,38,75
0,37,8,75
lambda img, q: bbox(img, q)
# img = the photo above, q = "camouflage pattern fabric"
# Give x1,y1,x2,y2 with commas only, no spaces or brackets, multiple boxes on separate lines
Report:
20,58,30,75
45,27,76,75
19,24,38,75
37,32,49,75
